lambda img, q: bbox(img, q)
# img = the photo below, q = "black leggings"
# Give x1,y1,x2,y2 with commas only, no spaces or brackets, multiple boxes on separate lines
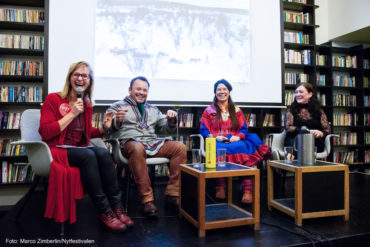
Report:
67,146,122,214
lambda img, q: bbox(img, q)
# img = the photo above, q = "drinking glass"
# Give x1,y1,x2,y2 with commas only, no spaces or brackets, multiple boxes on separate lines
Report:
216,148,227,167
192,149,202,164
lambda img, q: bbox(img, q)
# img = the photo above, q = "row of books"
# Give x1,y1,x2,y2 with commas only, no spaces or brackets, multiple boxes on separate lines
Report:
364,59,369,69
333,132,357,145
333,94,357,107
262,114,275,127
0,8,44,24
364,77,369,88
2,161,33,184
284,49,311,65
316,54,328,66
284,31,310,44
0,85,42,103
333,113,358,126
0,60,44,76
245,113,257,127
316,73,326,86
176,135,193,151
155,164,169,177
332,55,357,68
0,112,21,129
0,34,44,50
283,11,310,25
284,72,309,85
333,151,358,164
285,91,295,106
178,113,194,128
0,139,26,157
333,75,356,87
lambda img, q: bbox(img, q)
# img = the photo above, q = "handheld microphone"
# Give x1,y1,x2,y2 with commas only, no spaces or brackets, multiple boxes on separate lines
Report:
76,87,83,101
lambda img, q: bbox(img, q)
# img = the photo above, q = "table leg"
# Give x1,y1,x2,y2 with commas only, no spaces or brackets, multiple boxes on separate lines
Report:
267,163,273,211
199,229,205,238
198,174,206,238
295,169,303,226
227,177,232,204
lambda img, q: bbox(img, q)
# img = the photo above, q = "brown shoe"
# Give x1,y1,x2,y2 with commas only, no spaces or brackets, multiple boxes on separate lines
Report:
241,191,253,204
99,210,127,232
216,186,226,200
143,201,158,217
165,196,179,208
114,207,134,227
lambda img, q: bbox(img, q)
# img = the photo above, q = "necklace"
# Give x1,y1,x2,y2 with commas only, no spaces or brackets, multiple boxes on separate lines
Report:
217,102,229,121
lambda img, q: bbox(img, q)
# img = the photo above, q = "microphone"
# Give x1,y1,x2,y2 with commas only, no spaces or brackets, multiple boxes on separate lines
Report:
76,87,83,101
300,126,310,134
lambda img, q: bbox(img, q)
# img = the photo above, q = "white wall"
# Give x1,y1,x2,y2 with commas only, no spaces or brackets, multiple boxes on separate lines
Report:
48,0,96,93
316,0,370,44
48,0,283,106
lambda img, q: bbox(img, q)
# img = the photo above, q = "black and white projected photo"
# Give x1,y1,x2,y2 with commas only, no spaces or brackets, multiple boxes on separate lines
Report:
95,0,250,83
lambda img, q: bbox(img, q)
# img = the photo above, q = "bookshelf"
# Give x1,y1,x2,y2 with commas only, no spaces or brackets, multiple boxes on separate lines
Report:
0,0,47,208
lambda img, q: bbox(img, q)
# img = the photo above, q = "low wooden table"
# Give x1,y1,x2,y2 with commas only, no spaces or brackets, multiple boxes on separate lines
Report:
179,162,260,237
267,160,349,226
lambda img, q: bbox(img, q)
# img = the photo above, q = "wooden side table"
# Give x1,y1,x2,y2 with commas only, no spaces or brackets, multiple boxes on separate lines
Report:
267,160,349,226
179,163,260,237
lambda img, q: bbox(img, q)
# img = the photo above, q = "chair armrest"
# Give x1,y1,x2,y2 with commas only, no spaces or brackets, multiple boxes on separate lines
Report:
316,134,339,159
189,134,205,157
267,130,286,159
105,139,128,168
11,140,52,177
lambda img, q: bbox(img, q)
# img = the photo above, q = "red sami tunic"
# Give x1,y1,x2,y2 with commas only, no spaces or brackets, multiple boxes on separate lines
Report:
39,93,102,223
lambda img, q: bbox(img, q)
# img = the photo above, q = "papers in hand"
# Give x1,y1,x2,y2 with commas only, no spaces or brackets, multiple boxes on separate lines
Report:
56,145,94,149
216,136,230,143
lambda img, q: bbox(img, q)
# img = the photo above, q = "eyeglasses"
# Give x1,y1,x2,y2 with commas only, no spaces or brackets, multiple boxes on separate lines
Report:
72,73,90,80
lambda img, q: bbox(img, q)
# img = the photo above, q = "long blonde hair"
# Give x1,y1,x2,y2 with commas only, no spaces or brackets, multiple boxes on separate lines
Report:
59,61,94,104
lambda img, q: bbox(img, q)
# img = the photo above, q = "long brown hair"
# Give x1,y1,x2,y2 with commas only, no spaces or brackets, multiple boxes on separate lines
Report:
213,80,239,130
290,82,322,119
59,61,94,104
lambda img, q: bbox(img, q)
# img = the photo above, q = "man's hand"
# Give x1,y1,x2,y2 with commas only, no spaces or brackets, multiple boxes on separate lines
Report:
229,136,240,143
166,110,177,124
103,111,114,129
310,129,324,138
116,108,128,124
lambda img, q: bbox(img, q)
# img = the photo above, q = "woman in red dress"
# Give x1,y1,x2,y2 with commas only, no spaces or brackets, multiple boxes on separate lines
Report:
39,61,133,232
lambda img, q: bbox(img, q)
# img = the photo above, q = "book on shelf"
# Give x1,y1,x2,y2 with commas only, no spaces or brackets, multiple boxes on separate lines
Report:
283,11,310,25
333,150,358,165
285,72,308,85
333,94,356,107
262,114,275,127
1,161,32,184
0,85,43,103
316,73,326,86
333,112,358,126
284,31,310,44
364,77,369,88
332,74,356,87
245,113,256,127
333,132,357,145
178,113,194,128
364,59,369,69
332,55,357,68
284,49,311,65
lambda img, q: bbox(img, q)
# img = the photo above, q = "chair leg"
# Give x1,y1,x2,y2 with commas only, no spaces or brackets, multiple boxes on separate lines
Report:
150,166,156,191
124,168,130,213
14,175,41,222
60,222,65,236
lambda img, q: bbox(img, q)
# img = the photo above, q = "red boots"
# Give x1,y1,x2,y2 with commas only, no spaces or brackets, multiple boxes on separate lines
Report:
113,207,134,227
99,210,127,232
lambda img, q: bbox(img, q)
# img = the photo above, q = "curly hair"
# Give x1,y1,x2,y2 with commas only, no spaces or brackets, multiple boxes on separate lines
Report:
289,82,322,119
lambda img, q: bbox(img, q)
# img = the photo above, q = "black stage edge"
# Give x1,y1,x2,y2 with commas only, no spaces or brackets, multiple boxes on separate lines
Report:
1,172,370,247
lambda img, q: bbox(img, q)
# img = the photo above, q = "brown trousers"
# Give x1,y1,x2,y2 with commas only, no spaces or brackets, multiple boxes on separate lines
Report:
121,140,187,204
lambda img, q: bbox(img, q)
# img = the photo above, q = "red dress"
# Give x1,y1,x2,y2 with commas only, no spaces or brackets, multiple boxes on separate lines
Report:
39,93,102,223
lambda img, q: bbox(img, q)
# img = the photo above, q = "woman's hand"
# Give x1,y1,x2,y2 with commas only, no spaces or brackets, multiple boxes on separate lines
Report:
229,136,240,143
310,129,324,138
103,111,114,129
70,99,84,117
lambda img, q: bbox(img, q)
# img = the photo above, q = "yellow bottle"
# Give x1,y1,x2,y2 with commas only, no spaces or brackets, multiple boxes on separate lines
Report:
205,134,216,169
